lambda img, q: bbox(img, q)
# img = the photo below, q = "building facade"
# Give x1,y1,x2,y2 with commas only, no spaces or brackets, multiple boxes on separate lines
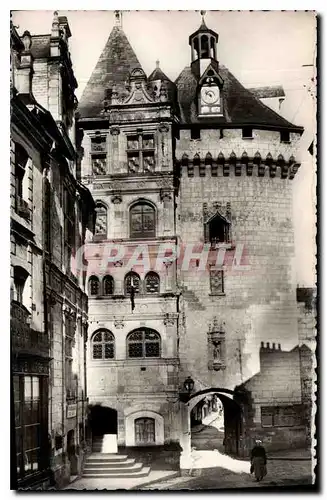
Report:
76,11,307,468
11,14,95,489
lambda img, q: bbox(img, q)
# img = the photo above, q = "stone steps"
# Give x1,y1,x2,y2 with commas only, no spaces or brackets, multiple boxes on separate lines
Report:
82,452,151,480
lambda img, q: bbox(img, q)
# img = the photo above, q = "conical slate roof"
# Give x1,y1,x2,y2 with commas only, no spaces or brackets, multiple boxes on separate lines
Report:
78,26,143,118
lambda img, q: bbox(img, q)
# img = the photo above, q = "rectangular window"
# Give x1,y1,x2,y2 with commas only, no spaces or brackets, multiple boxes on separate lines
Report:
128,343,143,358
92,155,107,175
65,316,75,396
242,127,253,139
261,406,302,427
135,418,155,444
91,135,107,153
91,135,107,175
210,269,224,294
261,407,274,427
14,143,30,219
63,188,75,273
280,130,290,143
44,178,51,252
127,133,155,173
14,375,41,479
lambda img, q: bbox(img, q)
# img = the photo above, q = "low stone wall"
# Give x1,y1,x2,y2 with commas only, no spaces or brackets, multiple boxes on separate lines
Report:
244,425,307,454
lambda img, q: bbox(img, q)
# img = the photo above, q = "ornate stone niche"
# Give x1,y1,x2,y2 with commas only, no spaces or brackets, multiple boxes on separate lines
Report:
208,317,226,371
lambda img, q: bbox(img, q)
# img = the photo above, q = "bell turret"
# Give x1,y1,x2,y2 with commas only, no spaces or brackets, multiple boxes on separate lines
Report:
189,11,219,79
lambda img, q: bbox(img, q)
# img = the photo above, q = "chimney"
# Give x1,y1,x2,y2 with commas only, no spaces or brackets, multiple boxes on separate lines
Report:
50,11,60,57
260,341,264,348
272,343,276,349
266,342,270,349
278,343,281,350
16,30,34,96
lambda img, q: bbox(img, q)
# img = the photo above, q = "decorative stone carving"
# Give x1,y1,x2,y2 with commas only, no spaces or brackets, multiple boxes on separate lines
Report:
208,318,226,371
158,123,170,133
111,192,122,204
157,177,172,188
110,126,120,136
203,202,231,224
160,189,172,202
63,304,72,316
163,313,175,326
114,319,125,329
109,111,122,123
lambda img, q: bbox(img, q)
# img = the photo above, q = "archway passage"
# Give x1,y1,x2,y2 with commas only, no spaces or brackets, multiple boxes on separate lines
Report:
190,392,242,458
88,405,118,437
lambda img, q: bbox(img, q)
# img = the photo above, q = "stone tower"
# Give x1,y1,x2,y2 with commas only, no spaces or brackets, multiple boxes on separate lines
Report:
77,10,181,449
77,11,304,462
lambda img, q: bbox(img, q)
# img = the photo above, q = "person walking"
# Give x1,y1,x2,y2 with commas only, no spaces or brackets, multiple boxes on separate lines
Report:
250,440,267,481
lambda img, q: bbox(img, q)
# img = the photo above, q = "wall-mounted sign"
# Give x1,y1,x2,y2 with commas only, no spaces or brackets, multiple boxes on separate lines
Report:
67,404,77,418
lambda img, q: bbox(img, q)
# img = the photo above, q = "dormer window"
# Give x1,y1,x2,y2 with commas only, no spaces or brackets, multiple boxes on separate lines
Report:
204,212,231,246
198,66,224,118
199,83,222,117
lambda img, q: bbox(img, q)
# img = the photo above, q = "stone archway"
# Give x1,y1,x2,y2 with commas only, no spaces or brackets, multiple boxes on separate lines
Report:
180,388,246,471
89,405,118,436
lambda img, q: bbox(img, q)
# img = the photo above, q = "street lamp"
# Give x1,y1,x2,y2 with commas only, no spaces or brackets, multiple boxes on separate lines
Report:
179,376,195,402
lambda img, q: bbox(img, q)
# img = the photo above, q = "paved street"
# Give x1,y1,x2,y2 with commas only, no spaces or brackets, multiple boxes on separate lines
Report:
140,453,313,490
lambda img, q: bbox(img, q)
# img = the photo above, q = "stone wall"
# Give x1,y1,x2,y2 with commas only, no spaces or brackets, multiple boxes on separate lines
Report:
240,344,305,452
176,155,299,390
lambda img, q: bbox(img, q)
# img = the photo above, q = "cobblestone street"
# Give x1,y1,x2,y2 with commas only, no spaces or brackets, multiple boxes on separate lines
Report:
141,459,313,490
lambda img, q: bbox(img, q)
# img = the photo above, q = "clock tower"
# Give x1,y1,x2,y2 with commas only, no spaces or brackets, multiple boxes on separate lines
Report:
189,11,223,117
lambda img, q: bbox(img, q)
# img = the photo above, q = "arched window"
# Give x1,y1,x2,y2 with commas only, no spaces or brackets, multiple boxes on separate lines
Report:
92,330,115,359
88,276,100,296
124,272,141,295
127,328,161,358
210,37,216,59
201,35,209,58
135,418,155,444
13,266,29,304
95,203,107,238
145,272,160,294
103,275,114,295
130,202,155,239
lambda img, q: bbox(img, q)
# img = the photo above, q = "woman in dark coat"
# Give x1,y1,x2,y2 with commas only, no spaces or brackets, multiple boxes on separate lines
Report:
250,440,267,481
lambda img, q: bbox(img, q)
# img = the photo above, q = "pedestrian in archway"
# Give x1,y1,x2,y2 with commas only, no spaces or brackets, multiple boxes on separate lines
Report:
250,439,267,481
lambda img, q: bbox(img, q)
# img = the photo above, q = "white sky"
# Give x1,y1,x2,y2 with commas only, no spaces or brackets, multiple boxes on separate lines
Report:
11,10,317,286
12,10,316,103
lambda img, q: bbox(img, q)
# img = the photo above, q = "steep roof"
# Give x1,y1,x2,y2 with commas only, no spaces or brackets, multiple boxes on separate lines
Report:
148,65,172,83
78,26,143,119
248,85,285,99
175,65,303,131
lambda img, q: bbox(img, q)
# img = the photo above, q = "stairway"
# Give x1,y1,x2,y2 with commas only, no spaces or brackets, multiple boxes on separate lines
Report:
82,436,151,479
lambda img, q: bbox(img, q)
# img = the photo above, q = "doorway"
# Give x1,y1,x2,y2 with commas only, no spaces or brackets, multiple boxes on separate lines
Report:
89,405,118,437
190,392,242,457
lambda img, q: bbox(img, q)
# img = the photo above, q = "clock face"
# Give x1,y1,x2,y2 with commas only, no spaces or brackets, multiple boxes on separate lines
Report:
201,86,220,105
